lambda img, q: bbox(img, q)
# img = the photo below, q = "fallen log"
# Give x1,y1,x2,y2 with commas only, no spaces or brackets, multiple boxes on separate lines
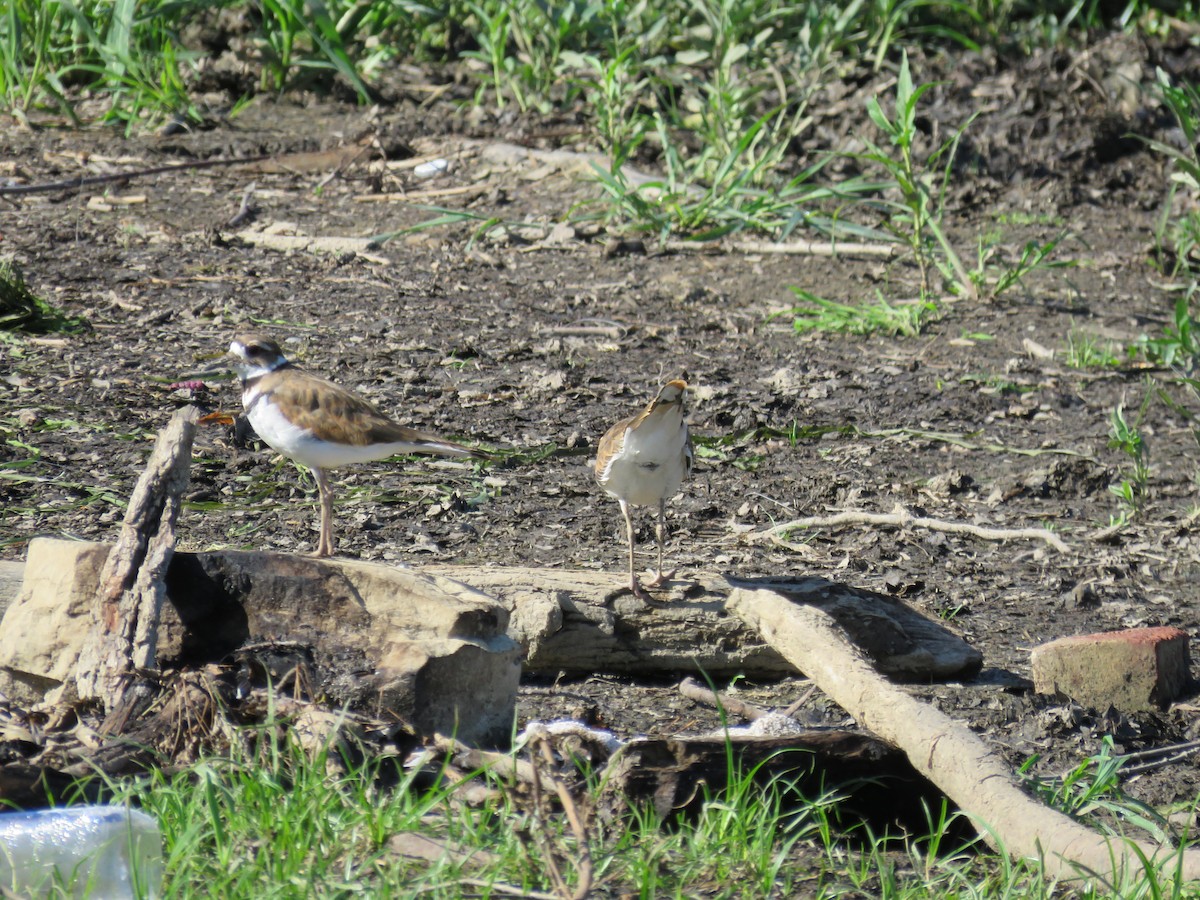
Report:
602,730,942,833
728,586,1200,883
429,567,982,681
426,567,794,678
3,559,983,685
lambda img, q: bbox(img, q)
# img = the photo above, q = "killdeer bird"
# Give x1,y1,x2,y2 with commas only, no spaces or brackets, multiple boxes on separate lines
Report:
594,380,692,599
227,333,480,557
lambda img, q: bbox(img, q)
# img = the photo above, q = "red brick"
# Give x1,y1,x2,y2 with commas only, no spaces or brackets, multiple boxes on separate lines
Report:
1030,626,1190,712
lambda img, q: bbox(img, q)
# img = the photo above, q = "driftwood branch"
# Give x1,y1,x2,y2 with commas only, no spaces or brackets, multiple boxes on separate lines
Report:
749,503,1071,553
728,586,1200,883
74,407,199,722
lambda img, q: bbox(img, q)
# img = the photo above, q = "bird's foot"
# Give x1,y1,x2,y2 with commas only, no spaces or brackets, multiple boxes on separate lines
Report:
628,577,655,602
643,568,676,589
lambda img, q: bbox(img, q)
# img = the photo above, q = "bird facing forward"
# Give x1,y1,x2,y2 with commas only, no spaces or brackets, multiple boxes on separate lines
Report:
594,380,692,599
227,334,480,557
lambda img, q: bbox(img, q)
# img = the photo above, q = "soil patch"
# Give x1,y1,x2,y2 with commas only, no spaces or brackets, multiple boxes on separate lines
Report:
3,37,1200,814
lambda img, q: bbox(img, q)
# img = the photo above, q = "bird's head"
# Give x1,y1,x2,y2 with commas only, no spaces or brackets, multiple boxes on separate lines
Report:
654,379,688,406
228,334,289,382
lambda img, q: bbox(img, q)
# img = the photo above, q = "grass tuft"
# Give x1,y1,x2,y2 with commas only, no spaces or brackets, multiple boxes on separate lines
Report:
0,258,87,334
779,287,938,338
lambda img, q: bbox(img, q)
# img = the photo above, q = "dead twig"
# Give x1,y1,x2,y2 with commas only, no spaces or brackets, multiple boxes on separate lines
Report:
780,684,819,718
1107,739,1200,777
2,140,378,197
431,733,537,785
678,676,770,722
749,503,1071,553
538,319,627,339
0,156,275,196
528,735,593,900
661,238,899,258
226,181,258,228
354,185,483,203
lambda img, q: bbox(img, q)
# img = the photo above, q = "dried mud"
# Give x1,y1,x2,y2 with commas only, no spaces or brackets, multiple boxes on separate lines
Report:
4,36,1200,816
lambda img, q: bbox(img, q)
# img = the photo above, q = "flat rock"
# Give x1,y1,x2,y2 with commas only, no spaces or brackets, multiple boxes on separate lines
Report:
1031,626,1191,712
0,538,520,746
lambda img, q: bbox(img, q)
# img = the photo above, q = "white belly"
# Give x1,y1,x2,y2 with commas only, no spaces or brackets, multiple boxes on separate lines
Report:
602,419,688,506
248,401,402,469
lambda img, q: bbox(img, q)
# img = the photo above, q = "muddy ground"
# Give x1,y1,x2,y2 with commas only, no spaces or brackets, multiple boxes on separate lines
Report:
4,34,1200,820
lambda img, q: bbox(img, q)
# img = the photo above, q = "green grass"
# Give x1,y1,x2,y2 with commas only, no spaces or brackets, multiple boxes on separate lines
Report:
0,258,87,334
1145,67,1200,275
1064,329,1125,369
3,0,1195,243
1108,401,1151,521
1022,736,1172,842
779,288,939,337
15,715,1185,898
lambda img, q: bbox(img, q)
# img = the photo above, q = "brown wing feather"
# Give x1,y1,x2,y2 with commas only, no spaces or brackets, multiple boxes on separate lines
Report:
594,412,636,480
260,369,475,454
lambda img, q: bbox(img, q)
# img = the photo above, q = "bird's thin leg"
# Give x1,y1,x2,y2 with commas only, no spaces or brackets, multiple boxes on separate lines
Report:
619,499,650,600
645,498,675,588
313,468,335,557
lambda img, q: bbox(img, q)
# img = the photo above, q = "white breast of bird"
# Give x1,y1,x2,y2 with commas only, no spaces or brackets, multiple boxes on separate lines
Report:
604,416,688,506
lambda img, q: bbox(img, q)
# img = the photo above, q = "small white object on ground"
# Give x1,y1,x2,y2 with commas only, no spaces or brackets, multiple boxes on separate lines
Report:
518,719,627,754
413,158,449,178
0,805,163,899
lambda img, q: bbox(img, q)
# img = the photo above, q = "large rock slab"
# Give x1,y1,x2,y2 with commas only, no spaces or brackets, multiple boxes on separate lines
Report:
0,539,520,746
0,541,111,700
0,561,23,623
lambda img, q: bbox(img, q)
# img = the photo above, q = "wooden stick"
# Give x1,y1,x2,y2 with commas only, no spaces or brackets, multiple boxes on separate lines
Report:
749,503,1071,553
0,158,273,196
728,586,1200,884
678,676,771,722
431,734,537,785
74,407,199,721
0,140,376,197
661,238,898,258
